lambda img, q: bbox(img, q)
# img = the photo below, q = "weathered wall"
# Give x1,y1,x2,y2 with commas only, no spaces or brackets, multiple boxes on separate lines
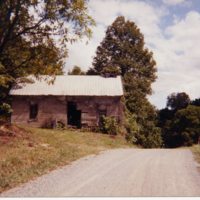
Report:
11,95,123,127
11,96,67,127
68,96,123,127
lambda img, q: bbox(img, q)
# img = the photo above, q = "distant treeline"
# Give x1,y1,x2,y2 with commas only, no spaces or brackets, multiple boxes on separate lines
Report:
157,92,200,148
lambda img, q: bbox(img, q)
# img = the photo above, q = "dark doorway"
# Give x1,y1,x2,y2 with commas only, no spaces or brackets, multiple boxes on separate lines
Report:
67,101,81,128
29,103,38,120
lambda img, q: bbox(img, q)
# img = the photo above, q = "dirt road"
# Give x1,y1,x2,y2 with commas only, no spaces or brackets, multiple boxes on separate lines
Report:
1,149,200,197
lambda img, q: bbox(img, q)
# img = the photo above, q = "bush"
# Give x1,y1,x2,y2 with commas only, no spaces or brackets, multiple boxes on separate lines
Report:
141,127,163,148
133,123,163,148
0,103,12,114
100,116,119,135
125,113,163,148
0,103,12,122
125,114,138,144
56,120,66,129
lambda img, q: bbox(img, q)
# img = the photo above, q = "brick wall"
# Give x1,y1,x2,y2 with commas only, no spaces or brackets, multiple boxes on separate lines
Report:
11,95,123,127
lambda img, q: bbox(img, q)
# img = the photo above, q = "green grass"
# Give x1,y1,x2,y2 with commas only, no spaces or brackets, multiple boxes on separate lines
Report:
191,145,200,164
0,126,132,193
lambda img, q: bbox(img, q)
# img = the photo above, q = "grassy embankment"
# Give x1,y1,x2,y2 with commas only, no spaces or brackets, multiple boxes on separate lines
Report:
191,145,200,166
0,125,132,193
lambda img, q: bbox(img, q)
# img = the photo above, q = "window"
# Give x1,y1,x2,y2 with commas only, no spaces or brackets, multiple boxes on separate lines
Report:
29,103,38,120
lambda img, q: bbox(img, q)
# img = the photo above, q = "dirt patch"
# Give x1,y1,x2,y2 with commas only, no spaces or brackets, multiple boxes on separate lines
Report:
0,124,30,144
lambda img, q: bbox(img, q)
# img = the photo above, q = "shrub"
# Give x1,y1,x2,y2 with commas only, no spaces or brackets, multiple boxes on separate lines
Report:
125,112,163,148
100,116,119,135
138,122,163,148
125,114,138,144
0,103,12,115
0,103,12,123
56,120,66,129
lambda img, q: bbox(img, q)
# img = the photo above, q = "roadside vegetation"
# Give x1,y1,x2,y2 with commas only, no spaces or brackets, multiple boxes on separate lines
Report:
158,93,200,148
0,125,131,193
191,145,200,165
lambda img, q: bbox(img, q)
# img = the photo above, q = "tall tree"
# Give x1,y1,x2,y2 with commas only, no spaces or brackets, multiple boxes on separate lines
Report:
88,16,156,113
167,92,190,111
0,0,94,117
88,16,161,147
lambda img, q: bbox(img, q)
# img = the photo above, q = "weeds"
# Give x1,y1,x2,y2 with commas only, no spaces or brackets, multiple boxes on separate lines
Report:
0,126,131,193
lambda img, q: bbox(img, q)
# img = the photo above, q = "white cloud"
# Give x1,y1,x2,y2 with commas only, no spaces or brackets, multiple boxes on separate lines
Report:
162,0,186,6
65,0,200,109
65,0,165,70
149,11,200,108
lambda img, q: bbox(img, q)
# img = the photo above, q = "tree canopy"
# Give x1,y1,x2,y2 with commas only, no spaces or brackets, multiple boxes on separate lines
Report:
0,0,94,83
87,16,162,148
158,92,200,147
167,92,190,111
0,0,94,116
68,66,85,75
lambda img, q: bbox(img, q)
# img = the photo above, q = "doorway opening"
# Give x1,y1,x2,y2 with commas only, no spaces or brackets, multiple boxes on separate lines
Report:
98,109,107,127
67,101,81,128
29,102,38,120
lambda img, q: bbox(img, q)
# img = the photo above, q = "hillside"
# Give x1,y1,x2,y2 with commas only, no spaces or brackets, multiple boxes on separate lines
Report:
0,125,131,193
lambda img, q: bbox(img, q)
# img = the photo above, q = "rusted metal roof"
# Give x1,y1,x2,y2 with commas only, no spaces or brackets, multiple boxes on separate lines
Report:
10,75,123,96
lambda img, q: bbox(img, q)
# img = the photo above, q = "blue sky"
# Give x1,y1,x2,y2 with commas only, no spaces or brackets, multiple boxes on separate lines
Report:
65,0,200,109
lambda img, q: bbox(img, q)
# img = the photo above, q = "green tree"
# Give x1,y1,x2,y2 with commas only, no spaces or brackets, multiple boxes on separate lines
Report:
164,105,200,147
87,16,161,147
158,93,200,147
167,92,190,111
68,66,85,75
191,98,200,106
0,0,94,118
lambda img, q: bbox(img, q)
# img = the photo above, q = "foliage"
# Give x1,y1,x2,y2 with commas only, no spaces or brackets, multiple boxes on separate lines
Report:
167,92,190,111
56,120,66,130
87,16,161,147
191,98,200,106
137,122,163,148
158,92,200,148
68,66,85,75
124,108,162,148
191,145,200,165
100,116,119,135
0,103,12,116
88,16,156,98
101,66,121,77
124,113,139,144
167,105,200,147
0,0,94,117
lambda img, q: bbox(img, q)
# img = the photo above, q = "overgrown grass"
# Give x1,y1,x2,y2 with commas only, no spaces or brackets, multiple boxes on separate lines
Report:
191,145,200,164
0,126,132,193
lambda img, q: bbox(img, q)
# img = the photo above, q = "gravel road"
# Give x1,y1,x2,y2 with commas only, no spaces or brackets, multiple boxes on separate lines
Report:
1,148,200,197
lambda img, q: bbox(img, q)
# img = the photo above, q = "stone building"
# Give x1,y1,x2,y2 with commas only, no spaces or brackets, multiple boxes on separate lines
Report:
10,75,124,128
